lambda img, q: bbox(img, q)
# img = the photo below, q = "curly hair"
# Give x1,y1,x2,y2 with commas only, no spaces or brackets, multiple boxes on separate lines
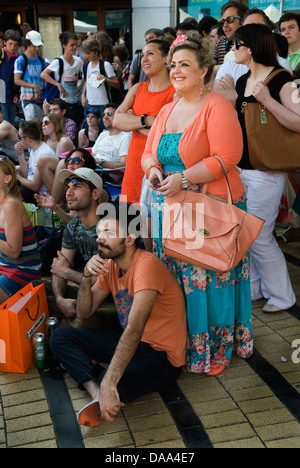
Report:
167,30,214,86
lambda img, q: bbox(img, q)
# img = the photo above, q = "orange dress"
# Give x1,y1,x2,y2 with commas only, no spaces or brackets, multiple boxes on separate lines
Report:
121,81,174,204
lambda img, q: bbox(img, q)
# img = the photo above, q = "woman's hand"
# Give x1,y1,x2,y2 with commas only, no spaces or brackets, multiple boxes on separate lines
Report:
155,172,182,197
252,81,272,106
147,167,164,189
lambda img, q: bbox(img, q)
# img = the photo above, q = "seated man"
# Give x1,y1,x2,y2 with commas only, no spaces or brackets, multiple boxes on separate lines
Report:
50,167,103,322
50,202,187,426
0,105,19,164
14,120,55,203
92,103,131,170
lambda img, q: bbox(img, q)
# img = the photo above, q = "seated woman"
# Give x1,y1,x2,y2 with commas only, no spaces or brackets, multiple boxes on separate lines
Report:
36,114,74,193
0,156,41,303
78,109,102,149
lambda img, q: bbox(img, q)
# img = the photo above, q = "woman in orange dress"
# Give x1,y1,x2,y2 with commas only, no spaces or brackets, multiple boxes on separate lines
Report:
113,40,174,205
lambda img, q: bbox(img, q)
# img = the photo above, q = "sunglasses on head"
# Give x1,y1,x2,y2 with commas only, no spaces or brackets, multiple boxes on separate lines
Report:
66,156,84,165
64,177,95,190
101,111,114,117
0,155,9,161
219,16,241,27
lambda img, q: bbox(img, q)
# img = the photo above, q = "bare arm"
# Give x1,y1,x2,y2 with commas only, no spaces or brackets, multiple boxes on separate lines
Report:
113,84,154,132
0,200,24,259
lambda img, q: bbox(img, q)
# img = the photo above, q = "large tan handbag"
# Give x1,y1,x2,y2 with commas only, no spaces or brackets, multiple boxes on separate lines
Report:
241,69,300,172
162,157,264,273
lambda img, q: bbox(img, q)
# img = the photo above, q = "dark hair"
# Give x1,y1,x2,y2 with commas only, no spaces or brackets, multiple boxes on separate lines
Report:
145,28,164,38
59,31,77,46
146,39,170,57
49,97,67,111
243,8,275,30
103,103,118,111
221,1,248,20
235,24,279,67
19,120,42,141
175,22,197,32
198,16,219,36
64,148,96,170
273,33,289,58
97,202,141,247
279,13,300,30
210,24,225,39
4,29,21,43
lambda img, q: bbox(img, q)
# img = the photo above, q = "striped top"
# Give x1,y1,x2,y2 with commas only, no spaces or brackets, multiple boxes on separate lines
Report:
0,225,41,287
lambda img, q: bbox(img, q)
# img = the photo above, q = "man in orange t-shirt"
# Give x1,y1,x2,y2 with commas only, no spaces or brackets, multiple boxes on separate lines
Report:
50,202,186,427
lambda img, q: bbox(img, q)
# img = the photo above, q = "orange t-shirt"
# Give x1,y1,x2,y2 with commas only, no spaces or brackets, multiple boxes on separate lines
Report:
96,250,187,368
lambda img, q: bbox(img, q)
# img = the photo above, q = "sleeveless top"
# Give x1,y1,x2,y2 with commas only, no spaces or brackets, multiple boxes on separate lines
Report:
0,225,41,287
121,81,174,204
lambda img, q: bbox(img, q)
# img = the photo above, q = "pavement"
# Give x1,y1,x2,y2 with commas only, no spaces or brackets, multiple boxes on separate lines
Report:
0,240,300,449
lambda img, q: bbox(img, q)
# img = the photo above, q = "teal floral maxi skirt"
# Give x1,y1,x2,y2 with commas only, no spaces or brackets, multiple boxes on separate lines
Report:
152,133,253,374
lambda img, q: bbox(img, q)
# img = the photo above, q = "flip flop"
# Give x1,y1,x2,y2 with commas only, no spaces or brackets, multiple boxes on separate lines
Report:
77,399,104,427
206,363,226,376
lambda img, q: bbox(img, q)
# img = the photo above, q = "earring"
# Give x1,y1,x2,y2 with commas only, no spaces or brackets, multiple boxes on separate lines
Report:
174,89,180,100
4,184,9,194
198,88,203,101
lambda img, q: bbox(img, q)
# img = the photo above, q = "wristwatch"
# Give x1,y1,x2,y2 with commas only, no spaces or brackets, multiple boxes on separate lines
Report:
178,170,190,189
141,114,151,129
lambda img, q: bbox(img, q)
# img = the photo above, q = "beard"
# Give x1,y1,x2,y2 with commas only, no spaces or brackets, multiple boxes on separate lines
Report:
98,238,126,260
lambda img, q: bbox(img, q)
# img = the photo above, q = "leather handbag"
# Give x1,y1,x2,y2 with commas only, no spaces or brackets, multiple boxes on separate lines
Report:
241,69,300,172
162,157,264,273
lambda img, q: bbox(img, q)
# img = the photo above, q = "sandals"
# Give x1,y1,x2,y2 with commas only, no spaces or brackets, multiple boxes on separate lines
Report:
277,227,300,244
77,399,104,427
207,363,226,376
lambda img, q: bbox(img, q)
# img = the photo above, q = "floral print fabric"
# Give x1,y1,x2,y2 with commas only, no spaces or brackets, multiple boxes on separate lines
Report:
153,133,253,374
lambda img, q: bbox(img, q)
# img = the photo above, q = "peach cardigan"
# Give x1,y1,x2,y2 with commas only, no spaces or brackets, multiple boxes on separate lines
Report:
142,91,245,203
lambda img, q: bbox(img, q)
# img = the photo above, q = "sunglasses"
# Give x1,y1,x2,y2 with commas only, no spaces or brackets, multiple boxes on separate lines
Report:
235,38,249,50
0,156,9,161
86,114,98,119
64,177,95,190
42,120,51,126
219,16,241,27
101,111,114,117
66,156,84,165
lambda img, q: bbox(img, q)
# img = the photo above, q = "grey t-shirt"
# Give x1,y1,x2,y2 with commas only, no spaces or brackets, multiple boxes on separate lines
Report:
62,216,98,262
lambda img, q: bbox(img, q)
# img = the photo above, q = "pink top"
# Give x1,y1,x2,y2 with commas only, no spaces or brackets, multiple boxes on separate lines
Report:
142,91,245,203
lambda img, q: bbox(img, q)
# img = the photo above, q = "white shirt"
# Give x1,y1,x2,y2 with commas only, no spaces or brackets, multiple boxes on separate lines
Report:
28,142,55,195
48,56,83,104
92,131,131,163
216,57,294,85
85,61,116,106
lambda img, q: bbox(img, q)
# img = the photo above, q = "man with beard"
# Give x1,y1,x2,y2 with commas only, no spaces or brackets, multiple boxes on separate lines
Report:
51,167,103,321
50,202,187,426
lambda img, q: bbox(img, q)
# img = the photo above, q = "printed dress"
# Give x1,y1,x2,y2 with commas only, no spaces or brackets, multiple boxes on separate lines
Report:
152,133,253,374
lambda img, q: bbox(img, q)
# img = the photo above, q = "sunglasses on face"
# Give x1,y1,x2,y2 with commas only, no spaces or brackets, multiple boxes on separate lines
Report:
219,16,241,27
86,114,98,119
66,156,84,165
101,111,114,118
42,120,51,126
235,38,249,50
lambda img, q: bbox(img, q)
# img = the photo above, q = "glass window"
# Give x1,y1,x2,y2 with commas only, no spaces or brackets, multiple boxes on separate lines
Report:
73,10,97,34
283,0,300,12
178,0,229,22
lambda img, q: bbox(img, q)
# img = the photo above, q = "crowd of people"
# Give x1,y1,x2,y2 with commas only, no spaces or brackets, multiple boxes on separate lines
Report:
0,4,299,426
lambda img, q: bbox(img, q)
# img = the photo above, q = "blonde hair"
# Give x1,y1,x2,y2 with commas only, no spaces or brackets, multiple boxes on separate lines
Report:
0,159,22,199
167,30,214,85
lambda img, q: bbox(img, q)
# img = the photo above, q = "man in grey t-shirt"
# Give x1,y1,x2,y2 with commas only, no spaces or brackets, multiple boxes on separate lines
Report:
51,168,103,320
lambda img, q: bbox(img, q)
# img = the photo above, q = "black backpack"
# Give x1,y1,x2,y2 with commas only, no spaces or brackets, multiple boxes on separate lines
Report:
83,59,125,105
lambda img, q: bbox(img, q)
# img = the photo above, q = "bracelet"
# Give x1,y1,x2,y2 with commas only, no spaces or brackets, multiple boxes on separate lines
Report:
83,273,93,278
178,170,191,189
145,164,163,180
141,114,151,129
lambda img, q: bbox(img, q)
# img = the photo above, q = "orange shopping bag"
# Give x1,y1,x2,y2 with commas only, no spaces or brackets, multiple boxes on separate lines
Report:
0,283,49,374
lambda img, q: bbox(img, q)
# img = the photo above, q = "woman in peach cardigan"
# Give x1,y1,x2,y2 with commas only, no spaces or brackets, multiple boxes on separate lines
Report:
142,31,253,376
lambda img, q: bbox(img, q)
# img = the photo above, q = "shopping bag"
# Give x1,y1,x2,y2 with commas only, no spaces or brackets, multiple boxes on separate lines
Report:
0,283,49,374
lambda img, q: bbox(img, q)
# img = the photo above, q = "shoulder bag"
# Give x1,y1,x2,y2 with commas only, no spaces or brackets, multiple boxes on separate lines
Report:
162,157,264,273
241,69,300,172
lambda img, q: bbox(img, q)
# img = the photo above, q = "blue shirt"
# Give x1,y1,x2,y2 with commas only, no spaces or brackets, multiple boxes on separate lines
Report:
0,50,19,102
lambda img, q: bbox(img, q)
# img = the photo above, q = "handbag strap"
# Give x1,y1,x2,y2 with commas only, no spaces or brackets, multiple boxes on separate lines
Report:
263,68,293,86
202,156,234,205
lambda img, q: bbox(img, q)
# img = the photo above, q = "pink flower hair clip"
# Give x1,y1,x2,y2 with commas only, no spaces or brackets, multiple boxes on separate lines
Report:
170,34,188,50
